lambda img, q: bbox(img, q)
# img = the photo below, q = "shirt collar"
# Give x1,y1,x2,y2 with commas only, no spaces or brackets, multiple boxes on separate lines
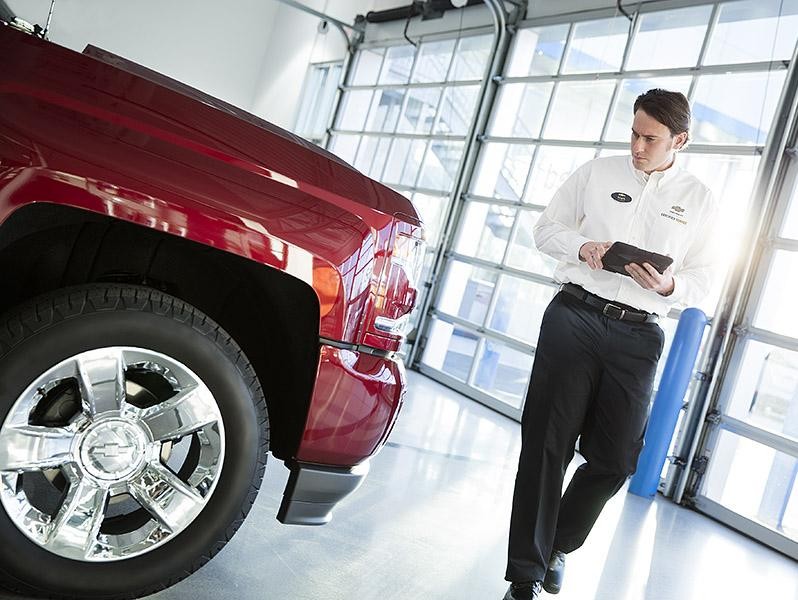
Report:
627,153,681,187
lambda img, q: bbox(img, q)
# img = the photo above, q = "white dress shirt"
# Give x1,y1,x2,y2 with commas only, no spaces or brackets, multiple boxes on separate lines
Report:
533,155,718,316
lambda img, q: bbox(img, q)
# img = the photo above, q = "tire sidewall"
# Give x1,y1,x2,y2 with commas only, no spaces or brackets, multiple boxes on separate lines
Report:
0,294,264,598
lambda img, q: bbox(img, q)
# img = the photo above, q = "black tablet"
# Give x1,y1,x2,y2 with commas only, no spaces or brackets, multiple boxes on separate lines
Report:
601,241,673,276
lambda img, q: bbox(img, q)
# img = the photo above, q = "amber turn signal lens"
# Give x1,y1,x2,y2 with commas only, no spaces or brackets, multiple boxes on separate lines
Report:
313,265,341,318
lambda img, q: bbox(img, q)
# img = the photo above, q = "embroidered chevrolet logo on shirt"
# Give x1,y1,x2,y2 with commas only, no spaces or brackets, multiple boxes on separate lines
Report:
662,205,688,225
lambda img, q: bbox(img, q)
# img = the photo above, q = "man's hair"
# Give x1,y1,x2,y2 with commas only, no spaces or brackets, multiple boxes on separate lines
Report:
633,89,691,140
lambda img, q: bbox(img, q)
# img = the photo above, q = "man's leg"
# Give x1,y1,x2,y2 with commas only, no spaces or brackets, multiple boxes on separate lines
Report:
506,294,602,583
552,320,664,553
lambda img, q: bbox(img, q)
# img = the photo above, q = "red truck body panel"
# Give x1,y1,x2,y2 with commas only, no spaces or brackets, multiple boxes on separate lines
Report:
298,345,406,464
0,25,421,468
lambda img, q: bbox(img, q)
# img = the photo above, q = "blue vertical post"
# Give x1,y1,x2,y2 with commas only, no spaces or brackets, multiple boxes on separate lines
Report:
629,308,708,498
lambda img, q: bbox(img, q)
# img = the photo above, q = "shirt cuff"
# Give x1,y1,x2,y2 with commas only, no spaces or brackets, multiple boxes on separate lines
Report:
568,234,593,265
661,274,681,303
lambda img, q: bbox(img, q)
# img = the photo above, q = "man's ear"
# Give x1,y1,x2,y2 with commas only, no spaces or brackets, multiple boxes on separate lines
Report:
673,131,688,150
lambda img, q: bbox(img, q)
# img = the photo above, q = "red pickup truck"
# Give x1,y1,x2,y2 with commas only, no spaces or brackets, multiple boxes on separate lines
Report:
0,19,423,600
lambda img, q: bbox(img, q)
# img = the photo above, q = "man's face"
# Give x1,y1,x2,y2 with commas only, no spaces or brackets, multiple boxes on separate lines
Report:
630,108,687,173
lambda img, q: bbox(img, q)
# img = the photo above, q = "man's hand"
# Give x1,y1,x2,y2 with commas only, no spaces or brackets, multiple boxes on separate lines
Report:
626,263,675,296
579,241,613,270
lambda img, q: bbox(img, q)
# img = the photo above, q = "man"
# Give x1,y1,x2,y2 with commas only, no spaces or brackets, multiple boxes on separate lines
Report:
503,89,718,600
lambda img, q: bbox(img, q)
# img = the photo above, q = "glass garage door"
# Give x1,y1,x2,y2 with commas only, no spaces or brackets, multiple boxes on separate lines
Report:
418,0,796,422
694,116,798,558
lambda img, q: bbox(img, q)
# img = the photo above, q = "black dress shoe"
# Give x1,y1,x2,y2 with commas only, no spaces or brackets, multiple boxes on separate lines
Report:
543,549,566,594
503,581,542,599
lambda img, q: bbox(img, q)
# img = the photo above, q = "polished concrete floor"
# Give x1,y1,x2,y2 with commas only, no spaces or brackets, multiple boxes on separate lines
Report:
4,371,798,599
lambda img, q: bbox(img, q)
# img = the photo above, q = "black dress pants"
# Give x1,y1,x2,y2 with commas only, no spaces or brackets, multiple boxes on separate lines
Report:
505,290,664,583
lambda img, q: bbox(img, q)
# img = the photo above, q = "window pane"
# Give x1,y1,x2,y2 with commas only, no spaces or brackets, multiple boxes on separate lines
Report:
383,138,410,184
396,87,442,134
411,193,448,246
383,138,427,186
422,319,478,382
400,139,428,187
435,85,480,135
353,136,380,174
365,89,405,132
367,137,392,180
506,210,559,276
544,81,616,140
781,180,798,240
692,71,786,145
524,146,596,206
379,44,415,84
315,65,342,136
473,341,534,409
597,148,629,158
563,17,629,74
418,250,436,302
337,90,372,131
605,77,693,142
678,153,759,316
454,203,517,263
329,134,360,165
296,63,342,141
506,24,570,77
723,341,798,439
412,39,455,83
437,261,498,325
703,430,798,543
449,34,492,81
626,5,712,70
350,48,384,85
489,83,554,138
488,277,556,346
678,154,759,223
471,143,534,201
705,0,798,65
754,251,798,338
418,140,464,192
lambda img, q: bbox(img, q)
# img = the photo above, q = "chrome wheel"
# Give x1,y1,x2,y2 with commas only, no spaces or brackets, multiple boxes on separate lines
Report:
0,347,225,562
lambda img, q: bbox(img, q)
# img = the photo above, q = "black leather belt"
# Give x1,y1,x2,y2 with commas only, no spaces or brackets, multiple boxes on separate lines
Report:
560,283,658,323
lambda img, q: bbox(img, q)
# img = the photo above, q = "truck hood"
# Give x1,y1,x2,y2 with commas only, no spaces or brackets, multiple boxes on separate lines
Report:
1,25,420,229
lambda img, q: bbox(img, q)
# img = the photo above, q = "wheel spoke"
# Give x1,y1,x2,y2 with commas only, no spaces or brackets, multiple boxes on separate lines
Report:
75,350,126,416
0,424,75,471
127,462,205,532
45,474,108,559
140,386,218,442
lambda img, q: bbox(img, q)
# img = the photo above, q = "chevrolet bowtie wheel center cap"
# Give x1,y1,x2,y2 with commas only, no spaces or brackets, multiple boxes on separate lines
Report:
79,418,148,481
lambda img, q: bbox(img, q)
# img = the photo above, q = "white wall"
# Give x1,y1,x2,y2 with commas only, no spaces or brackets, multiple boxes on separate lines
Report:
5,1,680,130
8,0,279,114
6,0,408,130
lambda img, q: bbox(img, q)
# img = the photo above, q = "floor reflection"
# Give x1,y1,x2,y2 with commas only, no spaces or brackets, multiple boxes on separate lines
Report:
123,371,798,599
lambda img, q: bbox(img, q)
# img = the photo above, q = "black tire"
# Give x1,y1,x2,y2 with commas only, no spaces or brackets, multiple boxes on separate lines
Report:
0,284,269,599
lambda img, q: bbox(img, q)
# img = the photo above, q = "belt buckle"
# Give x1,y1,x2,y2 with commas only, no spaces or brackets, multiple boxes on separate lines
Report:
602,303,626,320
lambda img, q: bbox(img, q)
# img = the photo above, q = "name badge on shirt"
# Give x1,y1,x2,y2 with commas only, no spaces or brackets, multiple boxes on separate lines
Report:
611,192,632,203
